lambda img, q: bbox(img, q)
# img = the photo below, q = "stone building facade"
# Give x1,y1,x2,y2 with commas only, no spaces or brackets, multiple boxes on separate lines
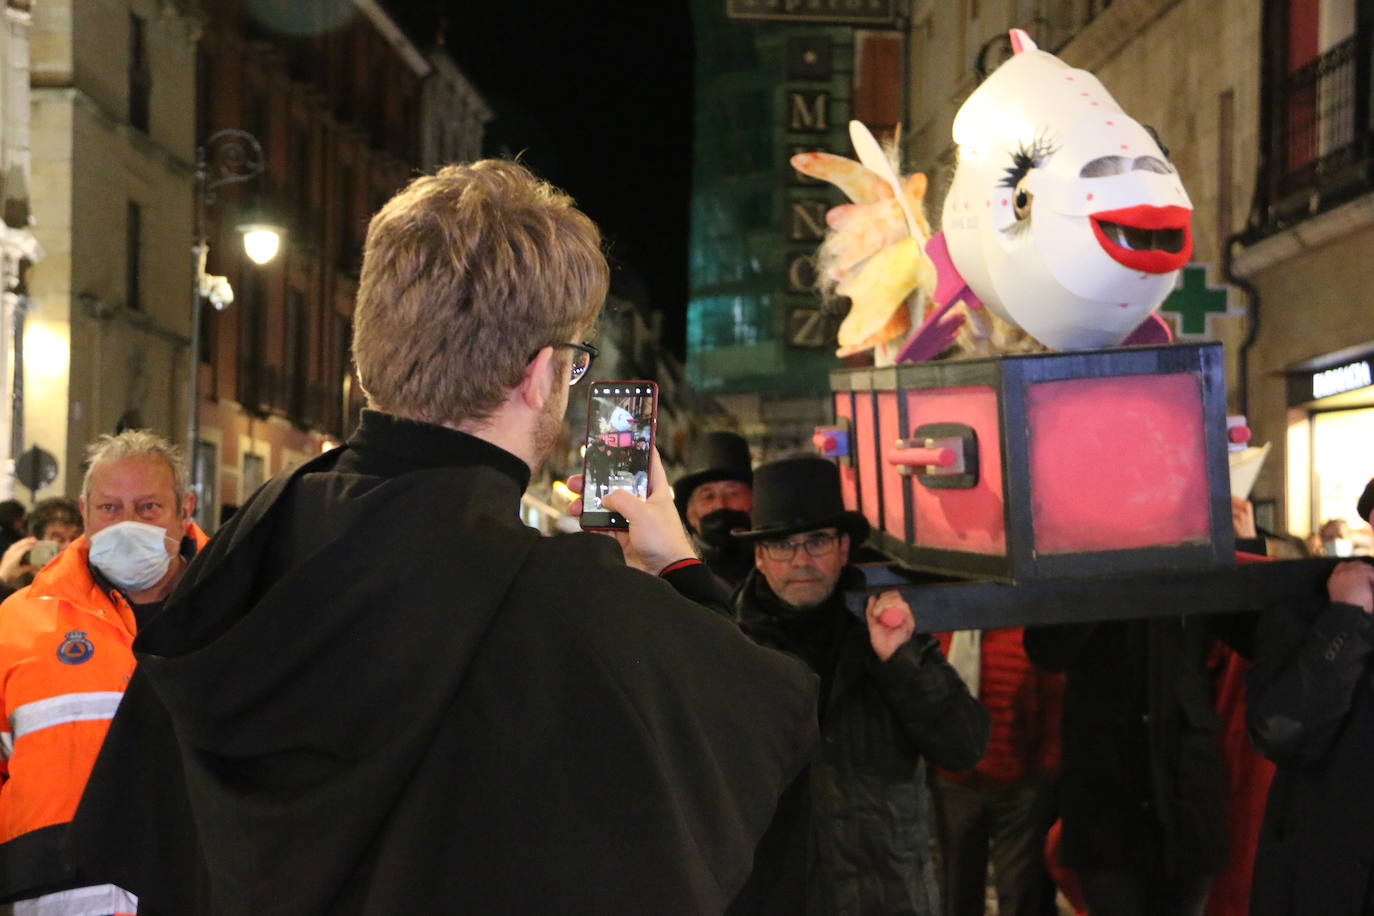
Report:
27,0,199,501
190,0,488,529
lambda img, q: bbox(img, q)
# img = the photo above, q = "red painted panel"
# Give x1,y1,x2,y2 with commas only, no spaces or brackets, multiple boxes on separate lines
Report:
854,32,902,130
1287,0,1318,70
1028,373,1209,553
853,392,882,533
876,391,904,540
907,386,1006,555
834,393,858,513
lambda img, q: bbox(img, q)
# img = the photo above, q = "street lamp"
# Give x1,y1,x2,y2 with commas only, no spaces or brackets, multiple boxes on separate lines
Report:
188,129,284,515
238,223,282,265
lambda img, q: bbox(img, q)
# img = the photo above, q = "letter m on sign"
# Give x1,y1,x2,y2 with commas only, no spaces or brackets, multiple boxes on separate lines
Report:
789,92,829,132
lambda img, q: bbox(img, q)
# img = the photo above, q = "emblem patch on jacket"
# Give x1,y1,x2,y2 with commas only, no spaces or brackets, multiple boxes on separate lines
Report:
57,630,94,665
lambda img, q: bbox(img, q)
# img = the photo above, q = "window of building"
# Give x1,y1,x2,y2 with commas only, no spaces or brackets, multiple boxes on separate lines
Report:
241,452,266,502
126,201,142,310
284,287,306,419
129,14,150,132
193,440,218,532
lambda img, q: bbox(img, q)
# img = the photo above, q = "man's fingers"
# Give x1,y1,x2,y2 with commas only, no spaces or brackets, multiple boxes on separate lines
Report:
567,473,585,495
646,447,670,502
568,497,583,518
600,488,644,522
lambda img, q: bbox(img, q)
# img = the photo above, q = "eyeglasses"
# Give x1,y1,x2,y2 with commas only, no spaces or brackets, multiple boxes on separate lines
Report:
760,531,840,562
529,341,599,386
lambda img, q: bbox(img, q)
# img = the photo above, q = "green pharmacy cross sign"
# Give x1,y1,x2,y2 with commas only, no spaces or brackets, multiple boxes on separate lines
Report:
1160,264,1231,338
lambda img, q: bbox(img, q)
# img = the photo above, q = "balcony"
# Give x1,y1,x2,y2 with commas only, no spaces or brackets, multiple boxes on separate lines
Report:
1254,31,1374,237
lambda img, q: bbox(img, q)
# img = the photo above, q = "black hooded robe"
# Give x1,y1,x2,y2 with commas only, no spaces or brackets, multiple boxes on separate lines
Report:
67,411,819,914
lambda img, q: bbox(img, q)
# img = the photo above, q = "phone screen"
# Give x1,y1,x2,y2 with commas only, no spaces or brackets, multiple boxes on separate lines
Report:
581,381,657,530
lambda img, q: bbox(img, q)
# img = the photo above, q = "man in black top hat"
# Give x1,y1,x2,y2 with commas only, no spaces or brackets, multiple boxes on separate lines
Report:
730,455,989,915
674,430,756,586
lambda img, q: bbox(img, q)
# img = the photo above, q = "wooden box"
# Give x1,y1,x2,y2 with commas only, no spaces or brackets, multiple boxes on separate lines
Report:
824,343,1235,583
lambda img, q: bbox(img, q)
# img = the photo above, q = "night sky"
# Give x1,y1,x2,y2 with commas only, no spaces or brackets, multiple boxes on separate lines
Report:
388,2,696,356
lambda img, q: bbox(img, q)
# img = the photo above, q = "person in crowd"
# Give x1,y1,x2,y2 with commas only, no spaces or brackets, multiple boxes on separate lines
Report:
68,159,818,915
674,429,755,586
729,455,989,915
0,497,84,596
1246,477,1374,914
931,627,1064,916
0,431,205,915
1024,583,1255,914
0,499,25,555
27,497,83,548
1318,517,1355,557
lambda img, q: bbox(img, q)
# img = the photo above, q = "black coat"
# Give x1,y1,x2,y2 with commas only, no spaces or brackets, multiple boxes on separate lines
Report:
1024,613,1254,877
732,569,989,915
67,410,819,915
1247,571,1374,916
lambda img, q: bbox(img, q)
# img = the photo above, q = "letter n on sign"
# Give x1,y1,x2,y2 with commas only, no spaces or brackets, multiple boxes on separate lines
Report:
788,199,828,241
789,92,829,132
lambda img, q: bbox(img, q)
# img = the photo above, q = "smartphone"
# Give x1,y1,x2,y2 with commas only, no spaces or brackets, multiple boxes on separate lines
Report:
26,539,60,569
581,380,658,530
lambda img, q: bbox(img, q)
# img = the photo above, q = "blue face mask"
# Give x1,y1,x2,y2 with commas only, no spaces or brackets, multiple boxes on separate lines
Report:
87,521,175,593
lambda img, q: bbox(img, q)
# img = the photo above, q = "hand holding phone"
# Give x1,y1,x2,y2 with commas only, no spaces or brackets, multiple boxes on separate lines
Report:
569,446,697,575
581,381,658,531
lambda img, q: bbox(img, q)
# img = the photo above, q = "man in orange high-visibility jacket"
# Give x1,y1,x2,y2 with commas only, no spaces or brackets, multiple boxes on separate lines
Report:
0,430,206,914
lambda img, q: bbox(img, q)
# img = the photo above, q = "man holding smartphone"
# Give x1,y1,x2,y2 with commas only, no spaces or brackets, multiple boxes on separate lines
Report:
70,160,819,915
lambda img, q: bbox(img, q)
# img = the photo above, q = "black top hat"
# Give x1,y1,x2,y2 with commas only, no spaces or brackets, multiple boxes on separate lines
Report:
731,456,869,544
673,431,754,515
1358,477,1374,525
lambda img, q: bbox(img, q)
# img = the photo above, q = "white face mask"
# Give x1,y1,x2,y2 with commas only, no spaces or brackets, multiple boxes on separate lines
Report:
88,520,176,593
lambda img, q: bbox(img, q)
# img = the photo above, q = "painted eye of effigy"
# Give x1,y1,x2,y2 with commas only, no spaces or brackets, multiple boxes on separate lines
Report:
1012,178,1034,220
1000,135,1055,224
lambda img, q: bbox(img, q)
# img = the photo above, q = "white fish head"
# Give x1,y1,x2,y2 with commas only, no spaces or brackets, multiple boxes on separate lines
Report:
941,32,1193,350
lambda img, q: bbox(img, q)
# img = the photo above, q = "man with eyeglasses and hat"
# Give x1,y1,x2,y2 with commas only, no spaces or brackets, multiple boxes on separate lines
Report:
729,455,989,915
674,430,756,586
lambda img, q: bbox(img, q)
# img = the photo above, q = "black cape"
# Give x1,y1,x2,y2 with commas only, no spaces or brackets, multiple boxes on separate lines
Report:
68,411,818,914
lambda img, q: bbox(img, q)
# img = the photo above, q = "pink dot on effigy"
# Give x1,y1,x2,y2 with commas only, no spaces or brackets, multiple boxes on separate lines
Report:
1119,303,1129,308
1106,120,1115,126
1087,193,1094,201
1001,199,1008,206
1121,144,1130,150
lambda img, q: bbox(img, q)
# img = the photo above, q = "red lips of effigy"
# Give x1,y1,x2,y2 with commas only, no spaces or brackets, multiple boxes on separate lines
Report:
1089,204,1193,273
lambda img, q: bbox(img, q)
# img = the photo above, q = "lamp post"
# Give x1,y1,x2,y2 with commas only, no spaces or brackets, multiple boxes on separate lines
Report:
188,129,281,517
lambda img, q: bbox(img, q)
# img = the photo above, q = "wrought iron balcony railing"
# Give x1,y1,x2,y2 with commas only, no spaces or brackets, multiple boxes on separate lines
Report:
1253,29,1374,237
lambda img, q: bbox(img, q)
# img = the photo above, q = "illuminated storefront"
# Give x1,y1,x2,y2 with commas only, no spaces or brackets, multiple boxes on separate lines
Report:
1284,343,1374,541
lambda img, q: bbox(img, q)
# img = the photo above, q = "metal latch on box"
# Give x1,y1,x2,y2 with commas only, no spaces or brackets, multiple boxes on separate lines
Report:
885,422,980,489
